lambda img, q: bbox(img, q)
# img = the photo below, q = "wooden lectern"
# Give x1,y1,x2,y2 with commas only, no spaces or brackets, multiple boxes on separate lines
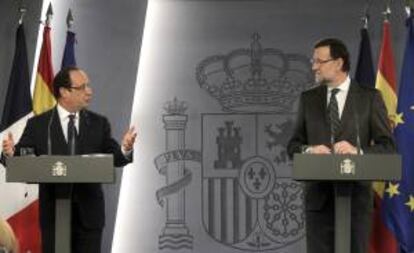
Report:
6,154,114,253
292,153,401,253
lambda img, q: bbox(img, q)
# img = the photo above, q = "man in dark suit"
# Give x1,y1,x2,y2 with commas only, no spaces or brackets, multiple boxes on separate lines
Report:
2,66,137,253
287,38,395,253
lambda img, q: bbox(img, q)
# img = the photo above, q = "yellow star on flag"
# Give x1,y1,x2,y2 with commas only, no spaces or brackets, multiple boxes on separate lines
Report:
393,112,404,127
405,195,414,212
385,182,400,198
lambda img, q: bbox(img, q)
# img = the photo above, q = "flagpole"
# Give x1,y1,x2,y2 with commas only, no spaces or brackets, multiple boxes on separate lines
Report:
383,1,391,22
18,6,26,25
66,9,74,30
61,9,77,68
362,0,373,29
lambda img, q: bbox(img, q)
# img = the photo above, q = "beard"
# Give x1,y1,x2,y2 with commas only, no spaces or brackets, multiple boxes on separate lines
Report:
314,74,333,87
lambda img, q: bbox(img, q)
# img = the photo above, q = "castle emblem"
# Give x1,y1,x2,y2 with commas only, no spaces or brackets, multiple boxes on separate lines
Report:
340,158,356,175
197,33,313,251
155,33,313,252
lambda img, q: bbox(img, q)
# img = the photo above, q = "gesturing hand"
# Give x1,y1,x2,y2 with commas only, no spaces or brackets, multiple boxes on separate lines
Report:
122,126,137,152
2,132,15,157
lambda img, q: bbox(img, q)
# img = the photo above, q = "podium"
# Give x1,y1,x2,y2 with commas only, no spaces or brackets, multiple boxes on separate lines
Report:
6,154,114,253
292,153,401,253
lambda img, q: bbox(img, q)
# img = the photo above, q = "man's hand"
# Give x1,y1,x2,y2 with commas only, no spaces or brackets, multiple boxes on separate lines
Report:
333,141,357,154
308,144,331,154
2,132,15,157
122,126,137,152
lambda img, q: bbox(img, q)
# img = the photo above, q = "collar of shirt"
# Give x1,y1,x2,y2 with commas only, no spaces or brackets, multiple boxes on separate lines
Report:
327,76,351,118
327,75,351,94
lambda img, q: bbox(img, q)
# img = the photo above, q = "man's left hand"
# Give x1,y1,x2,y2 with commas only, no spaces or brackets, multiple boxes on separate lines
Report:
333,141,357,154
122,126,137,152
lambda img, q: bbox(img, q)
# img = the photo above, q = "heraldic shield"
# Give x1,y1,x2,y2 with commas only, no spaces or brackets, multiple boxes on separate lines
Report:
201,113,305,251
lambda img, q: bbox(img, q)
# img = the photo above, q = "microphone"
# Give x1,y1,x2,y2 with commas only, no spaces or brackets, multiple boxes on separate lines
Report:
353,102,362,155
329,111,335,154
350,92,362,155
47,107,55,155
80,109,89,126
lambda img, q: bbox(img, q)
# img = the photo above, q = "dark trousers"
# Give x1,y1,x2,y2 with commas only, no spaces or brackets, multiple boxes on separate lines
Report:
41,202,102,253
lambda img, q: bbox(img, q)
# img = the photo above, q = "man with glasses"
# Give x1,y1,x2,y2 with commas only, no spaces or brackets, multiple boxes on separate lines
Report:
2,66,137,253
287,38,395,253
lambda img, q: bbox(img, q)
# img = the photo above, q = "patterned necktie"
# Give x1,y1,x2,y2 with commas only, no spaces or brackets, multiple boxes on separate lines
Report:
67,114,77,155
328,88,341,140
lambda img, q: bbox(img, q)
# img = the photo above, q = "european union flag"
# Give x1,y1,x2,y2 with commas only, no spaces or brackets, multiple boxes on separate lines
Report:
61,31,76,68
354,27,375,87
383,14,414,253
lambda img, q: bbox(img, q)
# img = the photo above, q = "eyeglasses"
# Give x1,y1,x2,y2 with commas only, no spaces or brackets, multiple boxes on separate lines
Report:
68,83,90,91
310,58,335,65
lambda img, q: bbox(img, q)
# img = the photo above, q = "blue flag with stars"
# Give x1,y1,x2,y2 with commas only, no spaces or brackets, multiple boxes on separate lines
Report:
61,31,76,68
354,26,375,88
383,14,414,253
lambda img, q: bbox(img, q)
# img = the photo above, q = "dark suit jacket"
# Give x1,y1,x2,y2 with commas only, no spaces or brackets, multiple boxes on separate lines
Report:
13,107,132,230
287,81,395,211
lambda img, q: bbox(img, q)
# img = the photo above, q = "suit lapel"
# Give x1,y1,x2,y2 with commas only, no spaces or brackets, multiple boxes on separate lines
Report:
51,107,68,155
337,81,360,138
317,85,329,127
77,110,90,154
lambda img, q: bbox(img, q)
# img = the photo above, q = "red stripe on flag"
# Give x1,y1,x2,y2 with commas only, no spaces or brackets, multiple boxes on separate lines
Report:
369,194,398,253
37,26,54,93
369,18,399,253
377,21,397,91
7,200,41,253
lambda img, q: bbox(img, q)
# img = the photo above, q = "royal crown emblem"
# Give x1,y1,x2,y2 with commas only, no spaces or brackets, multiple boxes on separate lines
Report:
196,33,312,113
52,161,67,177
154,34,312,252
340,158,356,175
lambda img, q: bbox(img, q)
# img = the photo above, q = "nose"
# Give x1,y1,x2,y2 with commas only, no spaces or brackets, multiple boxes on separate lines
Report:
312,63,319,71
85,86,92,94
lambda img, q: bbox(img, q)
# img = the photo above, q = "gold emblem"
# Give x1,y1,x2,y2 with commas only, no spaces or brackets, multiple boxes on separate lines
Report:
52,161,67,177
340,158,355,175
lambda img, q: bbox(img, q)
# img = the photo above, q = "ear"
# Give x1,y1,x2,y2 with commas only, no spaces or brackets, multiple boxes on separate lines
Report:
59,87,70,98
336,58,344,71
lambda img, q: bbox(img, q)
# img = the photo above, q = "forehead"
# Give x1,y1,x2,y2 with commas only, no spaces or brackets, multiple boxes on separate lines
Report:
69,70,89,85
313,46,331,58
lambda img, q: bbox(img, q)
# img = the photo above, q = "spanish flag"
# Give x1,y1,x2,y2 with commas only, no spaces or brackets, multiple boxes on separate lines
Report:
369,19,399,253
32,25,55,115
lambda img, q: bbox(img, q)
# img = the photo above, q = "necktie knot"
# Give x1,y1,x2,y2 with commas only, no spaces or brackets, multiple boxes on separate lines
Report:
331,88,340,97
68,114,76,123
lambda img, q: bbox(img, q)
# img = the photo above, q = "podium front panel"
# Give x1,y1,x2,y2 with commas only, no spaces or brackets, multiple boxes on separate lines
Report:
292,153,401,181
6,155,114,183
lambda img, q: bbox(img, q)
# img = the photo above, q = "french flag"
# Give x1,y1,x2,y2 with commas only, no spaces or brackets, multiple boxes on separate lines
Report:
0,23,40,253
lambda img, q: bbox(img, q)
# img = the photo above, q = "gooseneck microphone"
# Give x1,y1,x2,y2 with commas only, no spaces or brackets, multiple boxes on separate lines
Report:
47,107,56,155
330,112,335,154
351,96,362,155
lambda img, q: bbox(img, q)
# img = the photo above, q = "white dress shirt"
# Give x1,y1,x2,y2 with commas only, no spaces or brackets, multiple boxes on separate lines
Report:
57,104,79,142
327,76,351,119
